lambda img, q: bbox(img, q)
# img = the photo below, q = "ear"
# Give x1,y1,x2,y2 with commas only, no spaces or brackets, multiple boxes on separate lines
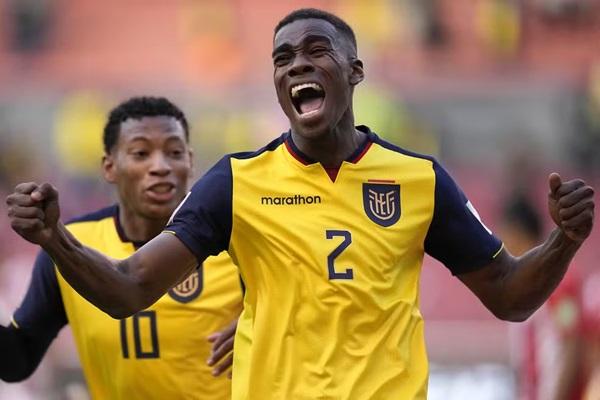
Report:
349,58,364,86
102,154,117,184
187,148,194,178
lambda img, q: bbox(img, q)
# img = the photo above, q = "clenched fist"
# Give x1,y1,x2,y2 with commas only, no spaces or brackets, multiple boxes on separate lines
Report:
548,173,595,243
6,182,61,246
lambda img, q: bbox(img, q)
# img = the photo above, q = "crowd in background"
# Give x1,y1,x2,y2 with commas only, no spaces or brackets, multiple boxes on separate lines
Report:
0,1,599,399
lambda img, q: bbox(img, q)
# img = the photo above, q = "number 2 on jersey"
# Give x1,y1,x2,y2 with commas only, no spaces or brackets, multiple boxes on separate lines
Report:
326,230,354,280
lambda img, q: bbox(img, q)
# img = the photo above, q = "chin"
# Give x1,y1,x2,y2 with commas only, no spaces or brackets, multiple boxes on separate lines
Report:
142,203,176,221
291,119,332,140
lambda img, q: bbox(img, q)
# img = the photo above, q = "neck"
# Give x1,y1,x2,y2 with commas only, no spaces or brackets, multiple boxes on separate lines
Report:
290,111,365,168
118,205,167,243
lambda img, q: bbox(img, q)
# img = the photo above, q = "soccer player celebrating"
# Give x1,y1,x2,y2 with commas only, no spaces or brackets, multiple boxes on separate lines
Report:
1,97,243,399
6,9,596,400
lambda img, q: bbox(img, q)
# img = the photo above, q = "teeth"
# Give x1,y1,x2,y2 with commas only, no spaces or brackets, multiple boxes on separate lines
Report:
290,82,323,98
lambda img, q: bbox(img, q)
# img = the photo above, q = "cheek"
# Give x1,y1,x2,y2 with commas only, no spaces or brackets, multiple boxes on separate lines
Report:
174,162,191,181
274,78,288,103
321,59,346,87
116,177,143,205
118,169,145,190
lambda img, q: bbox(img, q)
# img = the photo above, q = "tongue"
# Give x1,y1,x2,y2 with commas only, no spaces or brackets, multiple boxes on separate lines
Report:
299,97,324,114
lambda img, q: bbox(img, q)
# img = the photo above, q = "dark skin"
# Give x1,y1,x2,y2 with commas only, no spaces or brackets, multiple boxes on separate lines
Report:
104,116,238,376
207,318,237,378
5,116,235,376
459,174,594,321
272,18,365,167
3,16,596,358
499,215,582,400
104,116,192,241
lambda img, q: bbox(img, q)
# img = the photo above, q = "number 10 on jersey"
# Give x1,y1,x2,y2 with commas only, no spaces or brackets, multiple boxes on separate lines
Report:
120,310,160,359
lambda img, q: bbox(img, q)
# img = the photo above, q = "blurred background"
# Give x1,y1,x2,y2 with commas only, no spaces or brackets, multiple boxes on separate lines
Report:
0,0,598,399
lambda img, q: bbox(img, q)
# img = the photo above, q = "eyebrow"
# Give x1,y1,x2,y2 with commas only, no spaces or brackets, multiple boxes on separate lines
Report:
272,43,293,58
125,134,185,145
272,34,333,58
124,136,151,145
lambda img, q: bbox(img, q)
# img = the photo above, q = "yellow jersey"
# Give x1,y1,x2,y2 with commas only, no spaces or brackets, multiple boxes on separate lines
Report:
14,205,243,399
166,126,502,400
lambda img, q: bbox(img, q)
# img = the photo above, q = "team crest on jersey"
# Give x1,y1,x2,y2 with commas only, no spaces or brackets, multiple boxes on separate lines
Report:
168,265,203,303
362,182,401,227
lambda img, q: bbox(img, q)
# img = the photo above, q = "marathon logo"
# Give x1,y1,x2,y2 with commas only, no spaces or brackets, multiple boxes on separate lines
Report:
261,194,321,205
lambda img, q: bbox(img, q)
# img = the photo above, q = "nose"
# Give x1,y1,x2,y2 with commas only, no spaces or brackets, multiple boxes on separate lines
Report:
149,153,171,176
288,54,314,77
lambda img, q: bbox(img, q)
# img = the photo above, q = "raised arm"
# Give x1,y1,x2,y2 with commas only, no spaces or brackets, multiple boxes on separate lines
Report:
6,182,198,319
459,173,595,322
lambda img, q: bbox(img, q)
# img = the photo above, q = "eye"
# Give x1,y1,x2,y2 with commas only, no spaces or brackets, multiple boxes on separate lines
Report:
273,54,292,67
169,149,184,158
309,46,328,57
132,150,148,159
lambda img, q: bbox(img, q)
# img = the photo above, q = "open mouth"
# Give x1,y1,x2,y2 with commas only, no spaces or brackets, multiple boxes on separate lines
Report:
146,183,176,202
290,82,325,116
148,183,175,194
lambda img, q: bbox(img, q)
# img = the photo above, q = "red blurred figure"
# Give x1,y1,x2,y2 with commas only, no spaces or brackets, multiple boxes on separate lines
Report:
502,191,595,400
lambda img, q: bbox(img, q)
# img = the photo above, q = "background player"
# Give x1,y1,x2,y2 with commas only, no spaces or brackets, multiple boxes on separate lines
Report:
1,96,242,399
499,190,584,400
5,9,596,400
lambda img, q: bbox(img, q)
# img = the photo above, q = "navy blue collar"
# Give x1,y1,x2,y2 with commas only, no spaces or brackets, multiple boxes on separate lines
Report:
284,125,375,165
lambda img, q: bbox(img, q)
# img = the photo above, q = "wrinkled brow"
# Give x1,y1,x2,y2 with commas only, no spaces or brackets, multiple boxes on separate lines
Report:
272,34,333,58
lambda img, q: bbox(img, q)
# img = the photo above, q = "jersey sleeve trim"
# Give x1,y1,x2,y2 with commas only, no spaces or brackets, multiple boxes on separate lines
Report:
165,155,234,263
492,243,505,259
425,160,503,275
165,222,213,263
10,318,19,329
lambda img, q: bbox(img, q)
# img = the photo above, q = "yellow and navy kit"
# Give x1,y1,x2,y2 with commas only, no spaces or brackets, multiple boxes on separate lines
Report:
167,126,503,400
13,205,243,399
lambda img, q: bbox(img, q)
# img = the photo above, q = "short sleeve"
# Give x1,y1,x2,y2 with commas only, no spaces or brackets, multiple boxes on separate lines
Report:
424,161,503,275
165,156,233,263
13,251,68,334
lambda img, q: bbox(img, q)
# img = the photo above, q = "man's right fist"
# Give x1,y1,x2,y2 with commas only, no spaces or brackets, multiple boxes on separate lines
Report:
6,182,61,246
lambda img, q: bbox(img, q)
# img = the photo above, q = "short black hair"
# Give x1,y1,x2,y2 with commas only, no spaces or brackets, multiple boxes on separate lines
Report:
274,8,357,55
103,96,189,153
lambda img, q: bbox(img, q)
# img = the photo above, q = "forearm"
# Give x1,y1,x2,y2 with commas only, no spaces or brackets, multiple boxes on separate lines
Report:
500,228,580,320
43,223,145,318
7,183,199,318
460,175,593,322
461,228,581,322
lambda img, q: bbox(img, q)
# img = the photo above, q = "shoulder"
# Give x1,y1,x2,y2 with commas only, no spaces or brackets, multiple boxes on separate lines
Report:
367,128,458,188
195,134,288,181
65,205,117,227
364,127,442,177
367,128,436,164
228,134,287,161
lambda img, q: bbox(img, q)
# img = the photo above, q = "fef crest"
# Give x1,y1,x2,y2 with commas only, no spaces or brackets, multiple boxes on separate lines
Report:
362,183,401,227
168,266,203,303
